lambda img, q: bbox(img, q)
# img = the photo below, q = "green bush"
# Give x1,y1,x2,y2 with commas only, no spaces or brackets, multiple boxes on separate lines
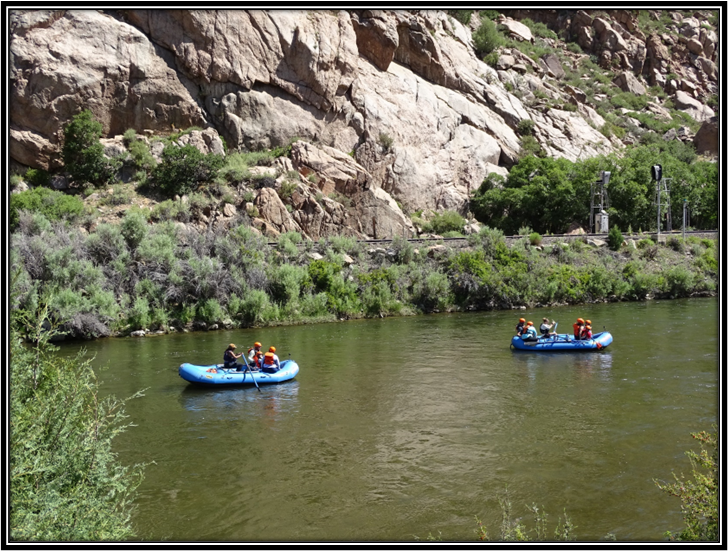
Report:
150,143,224,197
128,139,156,172
607,226,624,251
656,429,718,541
196,298,224,325
529,232,542,246
120,210,148,250
24,168,51,188
62,109,119,187
10,187,85,231
473,16,503,56
9,311,143,540
378,132,394,151
664,265,695,297
416,270,451,312
517,119,535,136
429,210,466,235
308,260,341,294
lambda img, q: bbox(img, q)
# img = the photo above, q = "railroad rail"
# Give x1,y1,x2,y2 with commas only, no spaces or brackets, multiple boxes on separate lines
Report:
267,230,717,247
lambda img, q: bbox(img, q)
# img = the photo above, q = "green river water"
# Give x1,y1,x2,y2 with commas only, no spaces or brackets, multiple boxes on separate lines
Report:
57,298,719,542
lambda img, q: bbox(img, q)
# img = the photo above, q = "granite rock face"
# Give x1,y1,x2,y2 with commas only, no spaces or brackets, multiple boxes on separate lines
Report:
9,9,718,237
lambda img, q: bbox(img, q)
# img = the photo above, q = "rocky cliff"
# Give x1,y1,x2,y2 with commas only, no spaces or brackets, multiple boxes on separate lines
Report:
9,9,718,238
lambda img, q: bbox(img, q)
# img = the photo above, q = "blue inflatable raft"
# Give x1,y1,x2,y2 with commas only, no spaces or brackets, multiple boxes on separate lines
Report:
511,331,613,351
179,359,299,386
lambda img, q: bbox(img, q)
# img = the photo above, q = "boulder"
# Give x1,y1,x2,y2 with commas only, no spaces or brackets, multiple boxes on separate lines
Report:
539,53,565,79
693,117,718,156
613,71,647,95
497,16,533,42
673,90,715,123
254,187,303,235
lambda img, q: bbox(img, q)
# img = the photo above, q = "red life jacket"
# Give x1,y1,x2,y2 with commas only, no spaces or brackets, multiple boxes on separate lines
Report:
263,352,276,366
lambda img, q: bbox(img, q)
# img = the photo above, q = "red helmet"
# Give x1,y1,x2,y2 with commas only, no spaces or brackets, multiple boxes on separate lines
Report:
577,318,584,324
269,346,276,353
519,318,526,323
526,321,533,326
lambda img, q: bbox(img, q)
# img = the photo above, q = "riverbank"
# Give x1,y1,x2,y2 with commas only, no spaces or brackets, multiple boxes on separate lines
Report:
10,211,717,342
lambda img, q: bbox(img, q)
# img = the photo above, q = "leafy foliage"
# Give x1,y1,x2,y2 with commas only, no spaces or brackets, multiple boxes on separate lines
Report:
9,300,144,540
150,144,224,197
607,226,623,251
473,16,504,56
10,187,85,231
471,142,717,234
655,429,718,541
62,109,119,187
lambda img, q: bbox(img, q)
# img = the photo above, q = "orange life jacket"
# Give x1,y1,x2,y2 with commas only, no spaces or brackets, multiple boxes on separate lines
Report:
573,322,583,339
263,352,277,366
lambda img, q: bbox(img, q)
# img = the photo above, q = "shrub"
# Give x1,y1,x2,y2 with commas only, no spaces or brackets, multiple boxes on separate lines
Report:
473,16,503,56
9,187,85,231
308,260,341,293
607,226,624,251
120,210,148,250
150,144,224,197
529,232,542,246
667,236,685,253
127,296,151,330
24,168,51,188
664,265,695,297
128,139,156,172
416,270,451,312
517,119,535,136
378,132,394,152
278,180,298,201
196,298,224,325
9,311,143,541
122,128,137,145
519,135,543,157
429,210,466,235
655,429,718,541
234,289,272,325
62,109,119,186
268,264,308,305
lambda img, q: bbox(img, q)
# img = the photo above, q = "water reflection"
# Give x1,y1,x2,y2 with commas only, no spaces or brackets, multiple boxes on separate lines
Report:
179,382,300,424
512,350,614,382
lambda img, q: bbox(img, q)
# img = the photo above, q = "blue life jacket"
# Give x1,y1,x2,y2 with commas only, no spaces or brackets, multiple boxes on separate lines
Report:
522,326,538,340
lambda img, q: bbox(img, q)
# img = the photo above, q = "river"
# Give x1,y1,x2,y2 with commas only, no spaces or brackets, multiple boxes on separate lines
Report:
57,298,718,541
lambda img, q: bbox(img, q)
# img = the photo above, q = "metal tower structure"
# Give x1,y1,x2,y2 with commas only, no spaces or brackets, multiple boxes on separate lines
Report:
590,171,610,233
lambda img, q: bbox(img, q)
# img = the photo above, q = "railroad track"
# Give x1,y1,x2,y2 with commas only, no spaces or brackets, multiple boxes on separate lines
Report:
268,229,717,247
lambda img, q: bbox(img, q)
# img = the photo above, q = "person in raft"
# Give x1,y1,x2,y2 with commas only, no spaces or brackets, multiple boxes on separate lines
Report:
223,343,244,371
515,317,526,336
247,342,263,369
583,323,593,340
521,321,539,342
261,346,281,372
573,318,585,340
540,317,557,338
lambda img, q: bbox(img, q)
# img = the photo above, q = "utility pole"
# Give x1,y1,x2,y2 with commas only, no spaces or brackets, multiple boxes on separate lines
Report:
682,199,687,241
590,171,610,233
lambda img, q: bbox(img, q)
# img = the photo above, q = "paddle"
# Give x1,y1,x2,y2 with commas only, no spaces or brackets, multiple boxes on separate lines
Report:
244,346,261,392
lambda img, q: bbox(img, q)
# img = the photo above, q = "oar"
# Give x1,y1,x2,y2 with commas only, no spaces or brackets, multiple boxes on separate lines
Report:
244,346,261,392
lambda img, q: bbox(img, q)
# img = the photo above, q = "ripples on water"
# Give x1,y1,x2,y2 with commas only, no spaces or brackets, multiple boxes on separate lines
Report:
57,298,718,541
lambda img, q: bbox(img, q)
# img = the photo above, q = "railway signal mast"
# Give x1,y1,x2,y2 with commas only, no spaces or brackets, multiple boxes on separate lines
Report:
652,164,672,240
590,171,610,234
